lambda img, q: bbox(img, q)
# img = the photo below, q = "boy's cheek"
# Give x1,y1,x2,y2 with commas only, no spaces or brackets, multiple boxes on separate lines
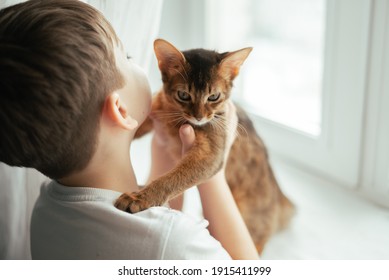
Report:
138,90,152,123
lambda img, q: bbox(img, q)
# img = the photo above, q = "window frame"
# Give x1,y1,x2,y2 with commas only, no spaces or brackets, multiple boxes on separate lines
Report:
360,0,389,207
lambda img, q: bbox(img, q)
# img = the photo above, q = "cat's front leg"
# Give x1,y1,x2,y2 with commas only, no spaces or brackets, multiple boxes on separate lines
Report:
114,180,172,213
115,130,225,213
115,190,156,213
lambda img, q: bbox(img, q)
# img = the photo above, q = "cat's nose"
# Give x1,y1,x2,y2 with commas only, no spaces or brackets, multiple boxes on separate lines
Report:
196,117,202,121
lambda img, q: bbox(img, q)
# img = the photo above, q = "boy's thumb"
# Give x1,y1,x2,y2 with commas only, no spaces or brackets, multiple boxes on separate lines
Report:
179,124,195,156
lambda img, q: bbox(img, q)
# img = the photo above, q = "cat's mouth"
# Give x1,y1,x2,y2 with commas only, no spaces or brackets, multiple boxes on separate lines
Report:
186,117,211,127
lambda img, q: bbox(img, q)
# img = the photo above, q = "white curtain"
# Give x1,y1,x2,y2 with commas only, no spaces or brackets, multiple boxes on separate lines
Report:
88,0,163,72
0,0,163,259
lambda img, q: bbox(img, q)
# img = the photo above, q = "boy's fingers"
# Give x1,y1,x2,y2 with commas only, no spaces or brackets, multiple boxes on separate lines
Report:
179,124,195,155
151,118,169,146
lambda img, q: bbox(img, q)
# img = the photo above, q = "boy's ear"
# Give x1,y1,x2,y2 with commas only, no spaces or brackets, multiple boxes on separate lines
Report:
104,93,138,130
219,47,253,81
154,39,186,78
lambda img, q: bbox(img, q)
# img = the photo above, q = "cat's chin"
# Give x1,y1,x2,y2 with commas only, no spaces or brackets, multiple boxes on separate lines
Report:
187,118,210,127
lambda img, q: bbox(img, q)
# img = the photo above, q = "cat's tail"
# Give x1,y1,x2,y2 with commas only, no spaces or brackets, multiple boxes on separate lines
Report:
270,167,296,231
277,191,295,230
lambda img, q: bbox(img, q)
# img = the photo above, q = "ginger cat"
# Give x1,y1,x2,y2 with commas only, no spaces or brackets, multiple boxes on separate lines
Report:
115,39,295,253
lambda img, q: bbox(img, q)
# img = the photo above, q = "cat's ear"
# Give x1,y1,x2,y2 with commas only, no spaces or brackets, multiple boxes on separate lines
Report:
219,47,253,81
154,39,186,78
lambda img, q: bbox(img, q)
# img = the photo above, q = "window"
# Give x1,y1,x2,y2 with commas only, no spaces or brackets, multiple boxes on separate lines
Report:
241,0,325,136
155,0,389,207
206,0,370,188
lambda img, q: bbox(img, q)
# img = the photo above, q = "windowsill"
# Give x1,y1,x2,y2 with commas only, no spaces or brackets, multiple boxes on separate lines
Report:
262,158,389,259
131,135,389,259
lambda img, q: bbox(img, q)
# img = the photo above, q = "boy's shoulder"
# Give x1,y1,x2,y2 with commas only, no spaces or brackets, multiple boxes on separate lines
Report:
31,180,230,259
35,180,193,232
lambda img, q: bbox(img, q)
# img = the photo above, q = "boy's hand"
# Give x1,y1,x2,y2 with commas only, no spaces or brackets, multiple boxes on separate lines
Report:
147,115,177,182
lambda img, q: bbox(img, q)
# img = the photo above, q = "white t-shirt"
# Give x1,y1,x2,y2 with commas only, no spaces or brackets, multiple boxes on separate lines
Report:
30,180,231,260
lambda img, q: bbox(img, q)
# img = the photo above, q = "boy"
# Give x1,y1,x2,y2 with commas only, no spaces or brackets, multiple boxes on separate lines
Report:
0,0,258,259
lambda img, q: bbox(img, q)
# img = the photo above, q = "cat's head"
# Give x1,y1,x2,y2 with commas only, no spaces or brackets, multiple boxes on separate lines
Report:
154,39,252,126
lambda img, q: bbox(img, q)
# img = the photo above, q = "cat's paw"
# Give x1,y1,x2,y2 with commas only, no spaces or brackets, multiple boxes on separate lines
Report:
114,192,151,213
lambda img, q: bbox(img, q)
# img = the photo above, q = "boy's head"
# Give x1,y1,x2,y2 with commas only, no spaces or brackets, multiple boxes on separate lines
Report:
0,0,126,179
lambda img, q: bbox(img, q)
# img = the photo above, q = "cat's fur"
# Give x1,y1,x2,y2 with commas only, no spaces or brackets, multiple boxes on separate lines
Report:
115,39,295,253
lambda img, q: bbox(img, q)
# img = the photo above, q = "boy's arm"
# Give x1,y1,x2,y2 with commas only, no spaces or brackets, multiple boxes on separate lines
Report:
179,102,259,260
147,118,184,210
197,172,259,259
147,135,183,210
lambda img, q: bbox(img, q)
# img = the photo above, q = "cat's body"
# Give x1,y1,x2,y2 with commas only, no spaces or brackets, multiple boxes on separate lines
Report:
115,39,294,253
226,106,295,251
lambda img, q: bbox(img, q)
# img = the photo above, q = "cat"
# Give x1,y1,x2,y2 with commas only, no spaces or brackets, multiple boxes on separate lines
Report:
115,39,295,253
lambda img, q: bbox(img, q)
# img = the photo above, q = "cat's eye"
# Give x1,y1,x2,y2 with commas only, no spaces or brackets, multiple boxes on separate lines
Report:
208,93,221,102
177,90,191,101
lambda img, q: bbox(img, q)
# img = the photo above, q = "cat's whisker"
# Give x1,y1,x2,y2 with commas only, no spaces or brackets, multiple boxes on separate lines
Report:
209,120,217,131
213,115,246,139
214,115,228,127
173,117,187,128
152,111,184,122
152,110,182,117
155,115,181,121
211,118,227,135
166,116,181,123
168,116,186,126
236,123,249,138
214,113,248,139
209,121,218,133
213,115,228,125
153,114,176,120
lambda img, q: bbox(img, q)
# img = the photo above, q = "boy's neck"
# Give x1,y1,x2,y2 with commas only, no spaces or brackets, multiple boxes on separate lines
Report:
58,150,139,194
